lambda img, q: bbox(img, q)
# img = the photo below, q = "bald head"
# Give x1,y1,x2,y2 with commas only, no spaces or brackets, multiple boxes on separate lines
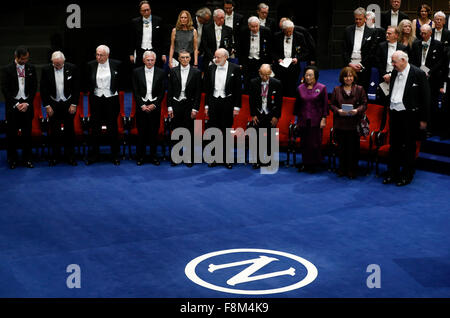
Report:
420,24,432,41
259,64,272,82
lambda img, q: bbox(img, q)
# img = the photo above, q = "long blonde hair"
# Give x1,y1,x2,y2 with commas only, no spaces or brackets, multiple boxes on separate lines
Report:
398,19,416,47
176,10,194,31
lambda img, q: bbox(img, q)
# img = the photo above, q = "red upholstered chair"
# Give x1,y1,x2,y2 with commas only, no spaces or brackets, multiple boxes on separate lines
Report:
279,97,297,166
360,103,385,174
73,94,86,157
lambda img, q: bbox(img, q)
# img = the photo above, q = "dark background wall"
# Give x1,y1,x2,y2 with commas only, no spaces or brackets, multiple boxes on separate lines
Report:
1,0,449,101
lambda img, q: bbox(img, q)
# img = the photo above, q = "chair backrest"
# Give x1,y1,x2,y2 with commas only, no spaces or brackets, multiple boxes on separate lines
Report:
277,96,296,147
31,93,43,136
232,94,251,137
322,109,333,145
74,94,84,136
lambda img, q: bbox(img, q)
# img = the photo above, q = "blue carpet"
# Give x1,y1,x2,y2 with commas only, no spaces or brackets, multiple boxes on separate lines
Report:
0,149,449,298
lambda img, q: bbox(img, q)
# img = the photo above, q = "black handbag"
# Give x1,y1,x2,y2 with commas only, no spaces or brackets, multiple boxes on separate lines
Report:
357,113,370,137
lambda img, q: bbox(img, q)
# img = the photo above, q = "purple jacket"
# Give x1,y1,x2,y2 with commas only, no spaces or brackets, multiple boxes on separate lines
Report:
294,82,329,127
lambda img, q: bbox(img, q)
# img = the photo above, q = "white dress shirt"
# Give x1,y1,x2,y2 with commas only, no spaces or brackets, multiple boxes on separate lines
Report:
14,63,27,101
95,60,116,98
54,67,68,102
386,42,397,73
141,16,153,50
259,18,266,27
434,28,442,42
169,65,191,112
143,66,155,103
225,13,234,28
214,23,222,50
351,25,364,64
421,39,431,66
249,32,260,59
390,10,399,27
284,36,293,58
213,61,228,98
261,80,269,114
390,63,410,111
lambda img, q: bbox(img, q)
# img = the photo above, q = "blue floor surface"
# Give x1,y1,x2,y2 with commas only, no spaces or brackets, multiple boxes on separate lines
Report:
0,150,449,298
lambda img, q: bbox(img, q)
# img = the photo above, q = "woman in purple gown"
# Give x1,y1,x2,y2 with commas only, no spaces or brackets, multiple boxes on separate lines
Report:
294,66,329,172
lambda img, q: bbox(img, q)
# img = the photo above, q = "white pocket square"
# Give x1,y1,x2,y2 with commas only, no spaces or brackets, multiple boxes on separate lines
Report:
156,26,160,28
67,76,72,80
412,83,419,87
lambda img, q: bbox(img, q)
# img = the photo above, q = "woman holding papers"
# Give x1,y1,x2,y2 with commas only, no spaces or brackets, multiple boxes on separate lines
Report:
294,66,329,173
330,67,367,179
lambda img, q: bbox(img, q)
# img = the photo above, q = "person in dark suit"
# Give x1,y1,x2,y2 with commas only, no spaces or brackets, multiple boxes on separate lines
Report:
383,50,430,186
256,3,276,34
343,7,376,93
249,64,282,169
129,1,167,68
441,48,450,140
329,67,368,179
85,45,123,165
272,19,308,97
375,26,408,84
410,24,444,137
278,17,317,66
238,16,272,93
1,46,37,169
193,7,212,62
167,50,202,167
366,10,386,47
380,0,409,31
200,9,233,70
223,0,244,56
433,11,450,49
132,50,166,166
204,48,242,169
40,51,80,166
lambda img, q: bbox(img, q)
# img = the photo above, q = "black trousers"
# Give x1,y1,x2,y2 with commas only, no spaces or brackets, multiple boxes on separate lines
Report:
89,95,120,159
387,109,419,180
136,104,161,159
6,100,33,162
48,100,75,159
208,96,234,163
254,113,275,164
335,128,360,174
171,99,195,162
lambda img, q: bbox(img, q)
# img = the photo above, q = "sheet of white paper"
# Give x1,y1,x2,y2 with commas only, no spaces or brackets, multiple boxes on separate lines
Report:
379,82,390,96
279,58,292,68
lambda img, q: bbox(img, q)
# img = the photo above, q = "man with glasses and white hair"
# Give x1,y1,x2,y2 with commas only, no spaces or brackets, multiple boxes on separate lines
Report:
238,16,272,93
40,51,80,166
432,11,450,48
85,45,123,165
383,50,429,186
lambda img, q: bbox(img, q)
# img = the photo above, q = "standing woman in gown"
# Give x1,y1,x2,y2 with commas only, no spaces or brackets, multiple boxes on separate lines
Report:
294,66,329,172
169,10,199,69
329,67,367,179
411,4,434,40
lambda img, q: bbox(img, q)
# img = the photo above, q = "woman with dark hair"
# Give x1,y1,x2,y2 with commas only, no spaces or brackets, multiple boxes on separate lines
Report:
329,67,367,179
412,4,435,40
294,66,329,172
169,10,198,68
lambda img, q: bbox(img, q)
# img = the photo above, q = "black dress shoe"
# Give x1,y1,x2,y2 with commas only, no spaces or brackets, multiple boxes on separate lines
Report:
186,163,194,168
208,162,217,168
382,175,396,185
113,159,121,166
136,158,144,166
8,161,17,169
68,159,78,166
150,158,160,166
25,161,34,168
224,163,233,169
170,161,178,166
252,163,260,169
396,177,411,187
49,159,57,166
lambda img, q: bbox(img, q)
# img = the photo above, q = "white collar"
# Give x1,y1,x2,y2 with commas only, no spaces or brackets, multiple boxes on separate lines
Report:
180,65,190,71
145,66,154,72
